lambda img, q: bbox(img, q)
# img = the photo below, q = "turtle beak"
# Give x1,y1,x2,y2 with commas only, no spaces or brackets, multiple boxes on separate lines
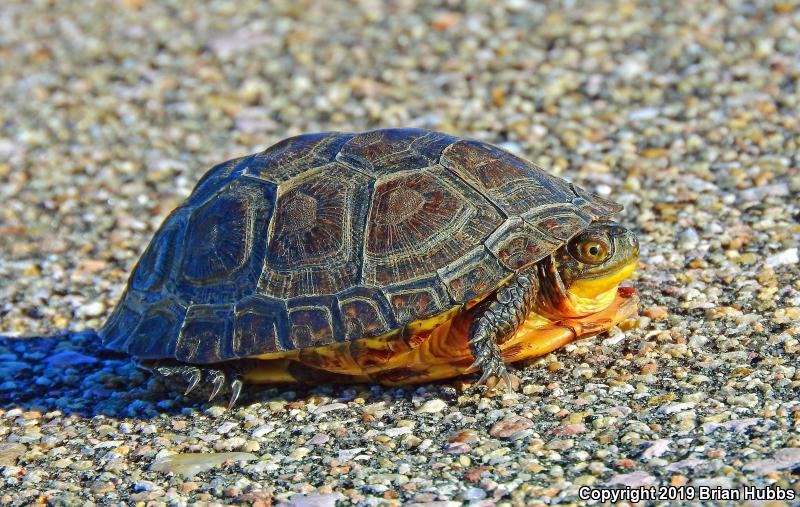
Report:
611,226,639,259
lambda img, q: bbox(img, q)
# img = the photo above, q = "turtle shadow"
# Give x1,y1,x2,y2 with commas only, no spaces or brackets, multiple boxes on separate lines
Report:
0,330,190,419
0,331,435,419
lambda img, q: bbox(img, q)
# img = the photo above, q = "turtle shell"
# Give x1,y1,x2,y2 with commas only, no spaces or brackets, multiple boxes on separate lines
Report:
101,128,622,364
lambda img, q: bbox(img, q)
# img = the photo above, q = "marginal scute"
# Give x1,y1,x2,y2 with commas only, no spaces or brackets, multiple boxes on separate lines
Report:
99,294,143,353
337,128,457,176
259,163,371,299
438,246,512,303
233,295,289,357
175,304,234,364
287,296,342,349
383,275,452,325
523,204,593,242
246,132,353,183
485,218,561,270
127,298,186,360
337,287,396,340
570,184,624,218
530,212,591,242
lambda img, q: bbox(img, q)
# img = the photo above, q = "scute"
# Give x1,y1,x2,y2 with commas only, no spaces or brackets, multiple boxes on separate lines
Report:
233,295,290,356
258,163,371,299
286,295,344,349
437,246,511,303
441,139,575,216
126,298,186,359
246,132,353,183
337,128,457,176
100,294,143,353
180,193,251,283
175,304,234,364
102,128,625,363
383,275,452,324
485,218,562,270
570,185,624,218
363,166,503,286
337,286,396,341
531,210,592,241
174,177,276,304
186,156,250,207
130,209,187,292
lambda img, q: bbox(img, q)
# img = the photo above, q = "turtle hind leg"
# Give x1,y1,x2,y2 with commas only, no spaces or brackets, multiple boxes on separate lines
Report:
468,270,539,392
152,361,244,409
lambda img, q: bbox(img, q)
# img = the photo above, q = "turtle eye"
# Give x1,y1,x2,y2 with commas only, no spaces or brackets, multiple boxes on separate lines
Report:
569,236,611,265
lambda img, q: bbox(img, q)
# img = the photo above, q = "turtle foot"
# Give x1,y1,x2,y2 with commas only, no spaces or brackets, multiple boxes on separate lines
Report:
153,363,244,409
467,337,515,393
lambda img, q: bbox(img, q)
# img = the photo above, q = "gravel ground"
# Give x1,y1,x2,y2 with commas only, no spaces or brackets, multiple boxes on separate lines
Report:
1,0,799,505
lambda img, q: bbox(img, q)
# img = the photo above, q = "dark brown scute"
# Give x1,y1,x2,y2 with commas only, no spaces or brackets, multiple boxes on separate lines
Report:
483,218,561,271
246,132,353,184
258,163,371,299
440,140,574,216
337,286,397,341
337,128,457,176
285,294,345,350
382,274,452,324
174,304,233,363
437,246,510,303
233,295,289,357
363,166,502,286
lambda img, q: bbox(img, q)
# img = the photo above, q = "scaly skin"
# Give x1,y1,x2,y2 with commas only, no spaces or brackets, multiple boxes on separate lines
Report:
465,271,538,390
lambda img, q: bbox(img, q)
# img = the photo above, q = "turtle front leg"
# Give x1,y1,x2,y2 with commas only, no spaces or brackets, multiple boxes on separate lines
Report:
152,362,244,409
468,270,538,391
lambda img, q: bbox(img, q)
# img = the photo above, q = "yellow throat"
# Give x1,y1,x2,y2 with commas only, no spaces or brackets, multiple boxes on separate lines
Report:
564,260,637,316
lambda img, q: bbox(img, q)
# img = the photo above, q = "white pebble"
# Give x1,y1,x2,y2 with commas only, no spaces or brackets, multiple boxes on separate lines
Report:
81,301,106,317
416,399,447,414
217,422,238,434
765,248,798,268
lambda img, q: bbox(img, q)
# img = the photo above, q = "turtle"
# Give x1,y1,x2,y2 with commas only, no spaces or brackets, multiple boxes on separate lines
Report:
100,128,640,408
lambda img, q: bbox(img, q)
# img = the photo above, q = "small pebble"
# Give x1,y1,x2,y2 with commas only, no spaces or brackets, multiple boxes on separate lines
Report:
416,399,447,414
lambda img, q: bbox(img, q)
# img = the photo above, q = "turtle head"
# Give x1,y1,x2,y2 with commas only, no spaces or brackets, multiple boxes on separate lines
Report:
535,222,639,318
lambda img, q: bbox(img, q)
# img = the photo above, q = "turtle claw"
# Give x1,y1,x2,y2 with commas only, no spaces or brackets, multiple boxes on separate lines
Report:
228,378,243,409
468,323,514,391
153,364,204,396
501,370,514,393
184,368,202,395
476,365,494,386
152,362,245,409
207,370,226,402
